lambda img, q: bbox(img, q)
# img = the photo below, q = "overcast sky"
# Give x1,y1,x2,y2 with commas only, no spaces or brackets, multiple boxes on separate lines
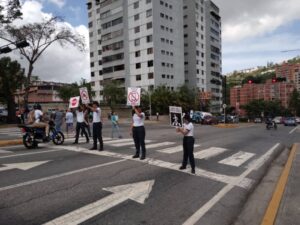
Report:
2,0,300,83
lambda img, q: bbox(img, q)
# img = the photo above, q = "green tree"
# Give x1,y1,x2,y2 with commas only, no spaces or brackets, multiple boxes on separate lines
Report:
0,57,25,123
175,84,198,112
1,16,85,105
0,0,22,32
288,89,300,116
103,80,126,109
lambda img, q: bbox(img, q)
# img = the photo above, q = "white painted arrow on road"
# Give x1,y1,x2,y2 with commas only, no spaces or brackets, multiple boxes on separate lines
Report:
0,161,50,172
44,180,155,225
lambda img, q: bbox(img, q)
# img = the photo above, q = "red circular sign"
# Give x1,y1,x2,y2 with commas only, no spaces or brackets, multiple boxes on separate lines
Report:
71,98,78,107
128,91,139,103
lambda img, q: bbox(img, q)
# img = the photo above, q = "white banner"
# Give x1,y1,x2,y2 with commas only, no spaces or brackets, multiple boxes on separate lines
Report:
79,87,90,104
169,106,183,127
127,87,141,106
69,96,80,108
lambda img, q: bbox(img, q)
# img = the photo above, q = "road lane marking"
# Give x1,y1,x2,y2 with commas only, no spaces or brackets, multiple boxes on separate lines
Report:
218,151,255,167
289,126,298,134
158,145,201,154
110,140,152,147
55,146,253,189
0,149,63,159
43,180,155,225
104,138,133,144
260,143,298,225
0,159,126,192
0,150,12,154
194,147,228,160
142,142,175,149
0,161,50,172
182,143,280,225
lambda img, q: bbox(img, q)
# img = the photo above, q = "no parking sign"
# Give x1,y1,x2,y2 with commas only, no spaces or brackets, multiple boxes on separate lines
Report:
127,87,141,106
79,87,90,104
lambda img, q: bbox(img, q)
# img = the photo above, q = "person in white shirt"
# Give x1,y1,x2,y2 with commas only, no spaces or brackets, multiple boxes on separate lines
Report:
65,109,74,138
32,104,50,138
73,105,89,144
131,106,146,160
176,114,195,174
86,101,103,151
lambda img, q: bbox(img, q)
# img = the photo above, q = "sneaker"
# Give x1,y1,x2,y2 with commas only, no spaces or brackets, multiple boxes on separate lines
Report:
140,156,145,160
179,166,186,170
132,155,139,158
191,169,195,174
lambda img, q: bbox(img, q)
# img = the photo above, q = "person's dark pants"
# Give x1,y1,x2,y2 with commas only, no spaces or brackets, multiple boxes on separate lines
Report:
81,123,91,137
132,126,146,157
182,136,195,169
93,122,103,149
75,122,89,143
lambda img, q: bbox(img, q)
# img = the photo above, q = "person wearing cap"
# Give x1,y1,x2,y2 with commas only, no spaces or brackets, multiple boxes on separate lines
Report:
131,106,146,160
176,114,196,174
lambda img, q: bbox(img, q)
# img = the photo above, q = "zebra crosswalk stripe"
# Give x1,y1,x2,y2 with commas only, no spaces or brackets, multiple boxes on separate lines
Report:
218,151,255,167
109,140,152,147
194,147,228,160
158,144,201,154
144,142,175,149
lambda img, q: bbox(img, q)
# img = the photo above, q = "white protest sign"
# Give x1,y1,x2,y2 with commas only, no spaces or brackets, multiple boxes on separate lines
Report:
69,96,80,108
79,87,90,104
127,87,141,106
169,106,183,127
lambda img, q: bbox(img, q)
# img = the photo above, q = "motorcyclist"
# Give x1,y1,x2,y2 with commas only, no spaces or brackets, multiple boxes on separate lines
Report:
31,104,50,139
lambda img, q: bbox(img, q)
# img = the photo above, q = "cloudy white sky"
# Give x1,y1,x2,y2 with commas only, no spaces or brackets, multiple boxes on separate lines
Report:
2,0,300,83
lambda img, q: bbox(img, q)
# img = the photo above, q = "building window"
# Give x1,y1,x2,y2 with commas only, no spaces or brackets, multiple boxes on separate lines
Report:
148,72,154,79
134,38,140,46
146,9,152,17
147,22,152,29
135,51,140,57
91,62,94,67
148,60,153,67
146,35,152,43
162,74,165,78
134,14,139,21
146,0,151,3
134,1,139,9
136,74,141,81
147,47,153,54
88,22,93,28
90,52,94,57
136,63,141,69
134,26,140,33
91,71,95,77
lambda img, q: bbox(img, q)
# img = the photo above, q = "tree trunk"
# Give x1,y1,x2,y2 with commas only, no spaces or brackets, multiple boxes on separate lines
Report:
7,95,16,124
24,62,34,106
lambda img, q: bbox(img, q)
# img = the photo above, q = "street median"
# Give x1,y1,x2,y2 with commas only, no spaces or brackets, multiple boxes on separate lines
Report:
0,139,22,147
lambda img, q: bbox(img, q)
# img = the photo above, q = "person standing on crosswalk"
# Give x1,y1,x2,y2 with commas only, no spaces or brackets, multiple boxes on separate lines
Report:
176,114,196,174
131,106,146,160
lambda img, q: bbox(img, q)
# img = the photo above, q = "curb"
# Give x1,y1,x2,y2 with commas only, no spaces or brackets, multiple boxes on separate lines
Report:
260,143,299,225
213,124,238,128
0,139,22,147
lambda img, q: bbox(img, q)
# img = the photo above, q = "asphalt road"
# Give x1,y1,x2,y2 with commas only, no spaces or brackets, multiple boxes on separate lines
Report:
0,122,299,225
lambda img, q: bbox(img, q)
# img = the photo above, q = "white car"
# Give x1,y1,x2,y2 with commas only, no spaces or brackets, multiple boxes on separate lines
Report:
295,117,300,124
272,116,283,124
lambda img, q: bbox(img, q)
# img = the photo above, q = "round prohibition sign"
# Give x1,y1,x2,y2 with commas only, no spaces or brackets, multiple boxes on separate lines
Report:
128,91,140,104
71,98,78,107
81,91,88,100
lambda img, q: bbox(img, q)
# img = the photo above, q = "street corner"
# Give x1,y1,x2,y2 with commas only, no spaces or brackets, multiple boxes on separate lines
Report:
0,139,22,147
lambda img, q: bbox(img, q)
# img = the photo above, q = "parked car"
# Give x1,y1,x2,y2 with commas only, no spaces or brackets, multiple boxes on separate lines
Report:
192,111,202,123
254,118,262,123
0,108,8,123
295,117,300,124
284,117,297,126
201,115,218,125
273,116,283,124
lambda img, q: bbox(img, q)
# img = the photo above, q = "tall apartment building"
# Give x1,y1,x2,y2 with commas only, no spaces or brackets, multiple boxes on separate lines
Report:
87,0,222,112
276,62,300,91
87,0,184,102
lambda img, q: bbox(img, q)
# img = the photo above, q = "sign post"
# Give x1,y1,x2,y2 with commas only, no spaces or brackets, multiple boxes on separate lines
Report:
169,106,183,127
79,87,90,104
127,87,141,106
223,104,227,124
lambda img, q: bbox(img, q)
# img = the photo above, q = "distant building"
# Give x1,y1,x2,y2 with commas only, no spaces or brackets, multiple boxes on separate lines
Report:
15,80,69,111
230,79,296,116
276,62,300,91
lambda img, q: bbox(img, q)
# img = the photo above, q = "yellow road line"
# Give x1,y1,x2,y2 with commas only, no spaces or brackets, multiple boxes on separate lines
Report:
260,143,299,225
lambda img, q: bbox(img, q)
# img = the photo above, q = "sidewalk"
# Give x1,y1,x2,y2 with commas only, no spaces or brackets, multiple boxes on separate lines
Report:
261,143,300,225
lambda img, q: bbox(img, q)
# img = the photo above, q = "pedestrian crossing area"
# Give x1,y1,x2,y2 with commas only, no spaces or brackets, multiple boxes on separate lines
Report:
0,127,22,138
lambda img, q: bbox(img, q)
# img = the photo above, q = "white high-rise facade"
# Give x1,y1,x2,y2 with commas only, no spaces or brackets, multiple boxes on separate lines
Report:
87,0,222,112
87,0,184,102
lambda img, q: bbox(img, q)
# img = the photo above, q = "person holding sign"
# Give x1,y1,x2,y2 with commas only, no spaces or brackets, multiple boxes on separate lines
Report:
86,101,103,151
176,114,196,174
131,106,146,160
73,105,89,144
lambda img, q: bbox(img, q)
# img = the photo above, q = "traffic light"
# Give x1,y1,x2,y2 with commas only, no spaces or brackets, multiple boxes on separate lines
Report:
272,78,277,83
0,46,12,54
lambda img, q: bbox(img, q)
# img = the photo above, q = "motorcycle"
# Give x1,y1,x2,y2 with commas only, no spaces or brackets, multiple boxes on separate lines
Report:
266,119,277,130
19,121,64,149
